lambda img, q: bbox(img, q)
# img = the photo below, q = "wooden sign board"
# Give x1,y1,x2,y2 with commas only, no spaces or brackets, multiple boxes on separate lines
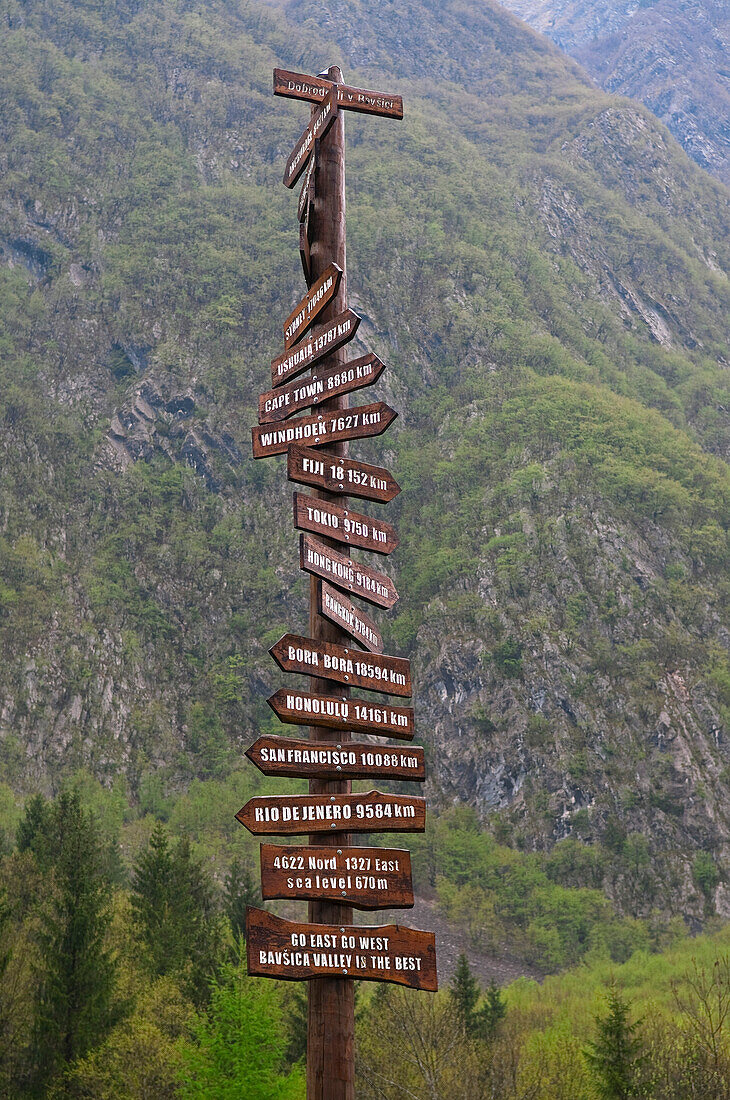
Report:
283,263,341,349
294,492,398,556
271,309,360,388
274,69,404,121
246,736,425,781
298,150,316,222
283,86,338,189
269,633,412,697
288,444,401,504
319,581,383,653
252,403,396,459
300,534,397,609
236,791,426,836
247,908,437,990
267,689,415,741
259,354,385,424
259,844,415,909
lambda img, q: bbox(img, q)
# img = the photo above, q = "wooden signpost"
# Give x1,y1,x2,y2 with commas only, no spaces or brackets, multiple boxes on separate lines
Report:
283,263,342,348
259,845,415,909
271,310,361,387
259,353,385,423
236,791,427,835
246,736,425,781
288,444,401,503
318,580,383,653
245,66,434,1100
267,688,415,740
247,909,436,989
299,534,398,609
294,492,398,555
251,401,397,459
274,68,404,120
268,634,412,696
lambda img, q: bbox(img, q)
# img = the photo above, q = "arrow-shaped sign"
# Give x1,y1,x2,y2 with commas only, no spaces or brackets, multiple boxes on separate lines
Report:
252,403,396,460
283,263,341,349
283,86,338,189
267,688,415,740
259,354,385,424
288,445,401,504
299,534,398,609
294,492,398,556
236,791,426,835
268,633,411,697
271,309,360,388
319,581,383,653
246,736,425,781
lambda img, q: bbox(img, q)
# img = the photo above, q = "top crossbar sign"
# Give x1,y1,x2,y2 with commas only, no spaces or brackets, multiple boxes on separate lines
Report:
274,68,404,120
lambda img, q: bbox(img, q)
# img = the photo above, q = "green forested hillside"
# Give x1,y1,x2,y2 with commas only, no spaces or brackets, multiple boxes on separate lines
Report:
2,0,730,1092
1,0,730,936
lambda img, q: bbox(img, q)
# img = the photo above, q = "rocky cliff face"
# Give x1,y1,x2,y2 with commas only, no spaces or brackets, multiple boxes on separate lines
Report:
499,0,730,186
1,0,729,924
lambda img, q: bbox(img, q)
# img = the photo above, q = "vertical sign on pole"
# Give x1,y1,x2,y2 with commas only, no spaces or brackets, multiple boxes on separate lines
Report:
244,66,436,1099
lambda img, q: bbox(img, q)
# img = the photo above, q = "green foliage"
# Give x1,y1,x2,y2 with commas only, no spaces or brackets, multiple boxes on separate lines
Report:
693,851,721,903
130,822,222,1005
583,985,644,1099
178,952,304,1100
450,953,481,1033
492,637,524,678
223,857,258,940
413,808,648,970
56,975,194,1100
450,953,507,1041
28,790,120,1094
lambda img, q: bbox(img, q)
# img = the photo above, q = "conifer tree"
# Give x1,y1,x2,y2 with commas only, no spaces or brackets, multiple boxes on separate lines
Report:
224,857,258,940
16,793,53,866
584,984,643,1100
450,953,481,1034
131,822,222,1004
30,790,118,1094
480,979,507,1040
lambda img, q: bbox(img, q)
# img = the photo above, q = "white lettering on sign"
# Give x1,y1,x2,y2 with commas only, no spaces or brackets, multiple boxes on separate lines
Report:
278,639,407,689
304,544,392,599
302,456,325,475
259,746,358,766
353,705,410,729
286,95,334,181
287,644,318,667
311,315,353,353
286,81,397,113
283,274,334,343
260,949,311,966
323,589,380,648
325,653,406,687
306,505,340,529
272,316,356,383
306,545,354,583
257,408,381,450
284,693,349,719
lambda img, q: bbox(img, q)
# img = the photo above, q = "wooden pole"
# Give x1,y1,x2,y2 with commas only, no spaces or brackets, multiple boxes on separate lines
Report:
306,66,355,1100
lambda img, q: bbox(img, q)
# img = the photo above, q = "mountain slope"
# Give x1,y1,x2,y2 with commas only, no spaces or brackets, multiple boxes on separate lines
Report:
498,0,730,185
1,0,729,925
